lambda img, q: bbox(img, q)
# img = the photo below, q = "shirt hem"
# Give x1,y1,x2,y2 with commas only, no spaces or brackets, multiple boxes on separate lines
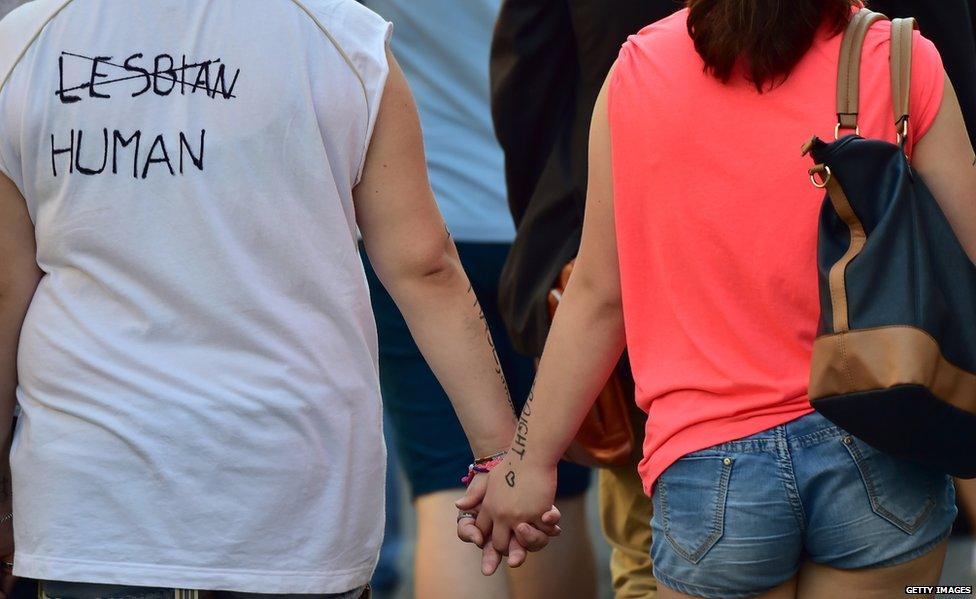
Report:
14,552,375,594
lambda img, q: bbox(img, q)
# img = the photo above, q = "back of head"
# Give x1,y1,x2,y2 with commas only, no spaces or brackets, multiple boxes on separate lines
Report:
687,0,858,91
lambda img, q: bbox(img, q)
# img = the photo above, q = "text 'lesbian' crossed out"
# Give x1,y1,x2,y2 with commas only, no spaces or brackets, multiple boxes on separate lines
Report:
51,51,242,179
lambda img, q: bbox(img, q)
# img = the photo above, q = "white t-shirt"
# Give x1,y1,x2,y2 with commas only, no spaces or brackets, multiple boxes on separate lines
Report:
0,0,391,593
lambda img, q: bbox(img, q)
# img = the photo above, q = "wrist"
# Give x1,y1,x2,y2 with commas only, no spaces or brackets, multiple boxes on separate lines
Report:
505,448,558,472
470,422,517,459
460,449,509,486
508,432,560,470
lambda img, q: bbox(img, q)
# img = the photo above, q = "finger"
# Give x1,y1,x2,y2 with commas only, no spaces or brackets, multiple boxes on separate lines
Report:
507,536,527,568
457,519,483,547
481,542,503,576
455,478,487,511
490,521,512,554
474,510,492,545
541,505,561,526
529,518,561,537
514,522,551,552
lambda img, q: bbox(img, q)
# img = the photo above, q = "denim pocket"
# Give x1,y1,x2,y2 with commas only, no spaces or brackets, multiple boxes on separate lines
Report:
841,435,945,534
655,454,733,564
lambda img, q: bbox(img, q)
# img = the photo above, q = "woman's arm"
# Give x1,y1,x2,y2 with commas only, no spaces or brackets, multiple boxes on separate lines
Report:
914,74,976,262
475,67,626,564
354,51,518,460
0,171,42,558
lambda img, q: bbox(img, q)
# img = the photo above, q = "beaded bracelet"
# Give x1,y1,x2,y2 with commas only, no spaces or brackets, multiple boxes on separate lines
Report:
460,450,508,486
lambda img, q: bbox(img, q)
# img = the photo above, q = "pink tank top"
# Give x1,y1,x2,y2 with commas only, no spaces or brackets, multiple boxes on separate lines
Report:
608,8,945,495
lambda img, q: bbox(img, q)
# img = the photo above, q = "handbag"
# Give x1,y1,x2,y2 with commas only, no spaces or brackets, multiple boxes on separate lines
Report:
547,260,636,468
803,9,976,478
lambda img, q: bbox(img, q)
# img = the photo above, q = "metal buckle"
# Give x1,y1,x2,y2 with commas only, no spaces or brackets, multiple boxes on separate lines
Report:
896,117,910,148
809,165,832,188
834,123,860,140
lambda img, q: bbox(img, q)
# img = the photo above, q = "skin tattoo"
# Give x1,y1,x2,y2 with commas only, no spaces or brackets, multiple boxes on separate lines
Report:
505,470,516,488
477,301,515,414
458,233,516,416
511,385,534,461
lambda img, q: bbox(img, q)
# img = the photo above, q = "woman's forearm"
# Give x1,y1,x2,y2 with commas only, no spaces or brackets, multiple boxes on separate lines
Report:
354,53,516,459
385,248,517,457
507,275,625,472
499,68,628,475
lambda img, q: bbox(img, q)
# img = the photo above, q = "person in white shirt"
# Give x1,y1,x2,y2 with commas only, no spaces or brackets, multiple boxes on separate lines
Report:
0,1,556,596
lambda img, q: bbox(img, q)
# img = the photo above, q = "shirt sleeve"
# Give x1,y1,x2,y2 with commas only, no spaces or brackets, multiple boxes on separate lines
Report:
0,4,30,184
329,1,393,185
909,30,946,147
0,0,70,189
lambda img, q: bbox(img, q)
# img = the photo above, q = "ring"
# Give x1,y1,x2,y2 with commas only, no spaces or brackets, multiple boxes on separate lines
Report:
1,561,12,570
457,511,477,522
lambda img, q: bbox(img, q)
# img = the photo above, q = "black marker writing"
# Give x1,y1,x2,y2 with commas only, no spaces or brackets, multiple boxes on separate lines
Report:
57,51,239,102
51,128,205,178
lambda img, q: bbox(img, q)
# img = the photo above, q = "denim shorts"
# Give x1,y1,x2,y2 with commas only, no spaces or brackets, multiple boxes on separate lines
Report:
38,582,368,599
650,411,957,599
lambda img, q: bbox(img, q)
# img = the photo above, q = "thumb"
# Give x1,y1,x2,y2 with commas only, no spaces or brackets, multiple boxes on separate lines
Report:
454,478,487,510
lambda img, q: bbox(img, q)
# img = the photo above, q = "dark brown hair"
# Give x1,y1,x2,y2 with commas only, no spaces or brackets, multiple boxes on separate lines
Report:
687,0,859,91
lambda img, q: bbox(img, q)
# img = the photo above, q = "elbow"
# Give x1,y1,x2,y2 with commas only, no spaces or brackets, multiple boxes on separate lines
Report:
592,291,624,327
376,235,466,295
411,251,464,288
568,272,623,324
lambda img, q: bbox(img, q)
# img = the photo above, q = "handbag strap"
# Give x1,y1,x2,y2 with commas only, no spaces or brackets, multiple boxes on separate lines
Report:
834,9,919,147
890,17,918,147
836,9,886,137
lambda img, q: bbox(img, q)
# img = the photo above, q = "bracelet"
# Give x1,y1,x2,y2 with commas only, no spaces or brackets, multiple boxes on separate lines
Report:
474,450,508,466
0,513,11,525
461,451,508,486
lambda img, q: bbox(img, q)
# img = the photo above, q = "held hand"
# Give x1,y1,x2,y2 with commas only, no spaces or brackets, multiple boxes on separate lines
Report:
455,474,560,550
475,459,559,574
477,509,562,575
455,473,536,572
